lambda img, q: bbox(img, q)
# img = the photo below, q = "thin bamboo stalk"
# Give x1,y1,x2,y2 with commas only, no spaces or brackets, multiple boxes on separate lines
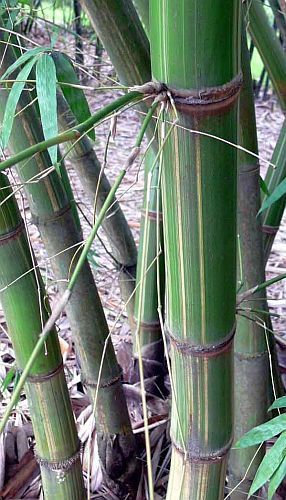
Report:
57,94,137,328
228,27,269,498
150,1,240,497
247,0,286,110
0,36,137,492
133,148,164,364
0,173,85,499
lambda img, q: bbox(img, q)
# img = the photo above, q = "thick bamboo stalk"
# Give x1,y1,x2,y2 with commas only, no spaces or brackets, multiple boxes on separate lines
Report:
57,94,137,326
150,1,240,498
0,173,85,499
0,36,137,492
228,27,269,498
247,0,286,110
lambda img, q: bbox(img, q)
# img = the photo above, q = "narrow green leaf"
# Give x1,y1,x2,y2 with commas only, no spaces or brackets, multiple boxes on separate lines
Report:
52,51,95,140
1,56,37,148
268,454,286,499
88,249,100,270
269,396,286,412
0,46,44,82
235,414,286,448
260,176,270,196
1,366,16,392
259,177,286,214
248,432,286,497
36,54,58,165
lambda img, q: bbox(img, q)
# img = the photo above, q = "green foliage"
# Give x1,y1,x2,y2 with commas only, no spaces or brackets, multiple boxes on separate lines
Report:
52,51,95,140
0,365,16,392
235,410,286,497
36,53,58,165
248,431,286,497
1,56,37,149
269,396,286,412
259,176,270,196
235,414,286,448
268,455,286,499
259,177,286,214
0,46,94,162
0,47,46,81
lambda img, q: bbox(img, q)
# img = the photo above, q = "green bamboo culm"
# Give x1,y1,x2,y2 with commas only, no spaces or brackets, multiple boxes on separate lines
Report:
228,25,269,498
0,173,85,499
150,1,240,497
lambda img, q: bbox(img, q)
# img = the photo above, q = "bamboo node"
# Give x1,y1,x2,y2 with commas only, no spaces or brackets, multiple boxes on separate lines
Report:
0,220,24,245
142,209,163,221
32,203,71,226
165,324,235,357
262,224,279,235
34,441,83,483
131,73,243,108
172,437,232,462
26,362,64,383
126,146,140,169
83,368,122,389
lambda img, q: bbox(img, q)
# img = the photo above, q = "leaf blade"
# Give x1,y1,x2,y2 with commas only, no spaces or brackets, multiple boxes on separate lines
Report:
259,177,286,214
248,431,286,497
52,51,95,140
1,56,37,148
268,454,286,499
235,414,286,448
36,53,58,165
269,396,286,412
0,46,44,81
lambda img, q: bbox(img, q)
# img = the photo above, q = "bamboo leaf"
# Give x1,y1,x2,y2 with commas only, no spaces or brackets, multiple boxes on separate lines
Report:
248,432,286,497
259,178,286,214
0,366,15,392
268,454,286,499
269,396,286,412
0,46,44,81
235,414,286,448
36,53,58,166
260,176,270,196
52,51,95,140
1,56,37,149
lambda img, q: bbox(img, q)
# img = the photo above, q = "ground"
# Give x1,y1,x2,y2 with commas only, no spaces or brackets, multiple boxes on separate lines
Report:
0,18,286,500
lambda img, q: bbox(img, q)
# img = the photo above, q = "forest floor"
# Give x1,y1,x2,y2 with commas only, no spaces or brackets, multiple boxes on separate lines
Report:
0,21,286,499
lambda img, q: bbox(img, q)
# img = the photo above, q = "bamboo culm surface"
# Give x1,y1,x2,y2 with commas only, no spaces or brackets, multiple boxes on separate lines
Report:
228,25,269,497
150,0,240,497
0,173,85,499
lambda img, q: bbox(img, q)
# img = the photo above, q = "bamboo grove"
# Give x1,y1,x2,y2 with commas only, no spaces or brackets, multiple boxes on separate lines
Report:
0,0,286,499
